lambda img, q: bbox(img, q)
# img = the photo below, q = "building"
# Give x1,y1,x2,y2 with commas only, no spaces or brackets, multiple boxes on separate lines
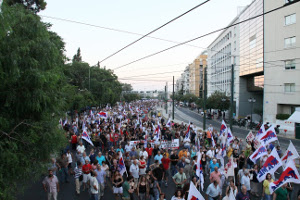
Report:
238,0,264,120
207,14,241,117
189,53,207,97
264,0,300,126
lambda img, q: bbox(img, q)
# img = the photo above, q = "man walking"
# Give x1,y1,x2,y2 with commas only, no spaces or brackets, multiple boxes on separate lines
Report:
42,169,59,200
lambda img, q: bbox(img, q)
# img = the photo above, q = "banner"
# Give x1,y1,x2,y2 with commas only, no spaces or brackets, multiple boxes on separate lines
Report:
269,160,300,194
129,139,179,150
246,131,255,142
259,126,278,146
227,127,234,147
196,153,204,191
220,120,227,136
187,181,205,200
257,148,282,182
250,145,268,163
256,123,266,139
225,157,235,178
253,138,261,149
281,141,300,165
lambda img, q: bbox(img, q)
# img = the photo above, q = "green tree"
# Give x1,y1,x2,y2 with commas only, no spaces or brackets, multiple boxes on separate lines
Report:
206,91,230,110
72,47,82,63
5,0,47,12
122,83,133,92
0,4,67,199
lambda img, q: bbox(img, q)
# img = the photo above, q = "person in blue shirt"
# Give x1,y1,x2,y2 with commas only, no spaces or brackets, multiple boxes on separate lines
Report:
154,151,163,164
209,159,220,173
96,152,106,166
116,144,124,154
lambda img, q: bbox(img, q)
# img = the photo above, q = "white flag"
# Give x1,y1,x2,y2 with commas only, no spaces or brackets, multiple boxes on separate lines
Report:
269,160,300,194
257,148,282,182
281,141,300,165
187,181,205,200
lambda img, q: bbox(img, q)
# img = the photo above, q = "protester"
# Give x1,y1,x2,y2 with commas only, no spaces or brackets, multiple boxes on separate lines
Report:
42,170,59,200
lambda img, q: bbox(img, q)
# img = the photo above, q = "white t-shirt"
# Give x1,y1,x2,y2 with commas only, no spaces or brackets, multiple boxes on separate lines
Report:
130,164,139,178
206,150,215,159
66,152,72,164
89,176,99,194
77,145,85,154
241,175,250,191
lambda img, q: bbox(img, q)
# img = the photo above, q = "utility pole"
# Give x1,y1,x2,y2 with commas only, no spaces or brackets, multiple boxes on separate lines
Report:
172,76,175,120
165,84,167,114
229,64,234,131
203,67,207,130
89,67,91,90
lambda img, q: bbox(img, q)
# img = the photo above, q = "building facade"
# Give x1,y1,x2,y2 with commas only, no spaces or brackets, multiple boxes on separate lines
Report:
207,16,240,117
189,54,207,97
264,0,300,124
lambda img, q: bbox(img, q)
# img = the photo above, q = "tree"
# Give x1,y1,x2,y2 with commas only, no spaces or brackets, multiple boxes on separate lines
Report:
5,0,47,12
0,4,67,199
122,83,133,92
206,91,230,110
72,47,82,63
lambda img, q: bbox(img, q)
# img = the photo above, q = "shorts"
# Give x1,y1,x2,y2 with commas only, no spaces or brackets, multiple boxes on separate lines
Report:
83,173,91,183
164,169,169,177
113,186,123,194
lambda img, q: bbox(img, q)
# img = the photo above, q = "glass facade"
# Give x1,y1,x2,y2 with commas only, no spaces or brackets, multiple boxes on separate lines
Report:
239,0,264,77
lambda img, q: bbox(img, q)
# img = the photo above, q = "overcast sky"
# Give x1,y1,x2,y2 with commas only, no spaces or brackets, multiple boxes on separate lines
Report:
39,0,252,91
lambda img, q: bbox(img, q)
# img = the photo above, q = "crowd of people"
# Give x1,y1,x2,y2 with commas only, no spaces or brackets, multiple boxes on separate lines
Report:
41,100,300,200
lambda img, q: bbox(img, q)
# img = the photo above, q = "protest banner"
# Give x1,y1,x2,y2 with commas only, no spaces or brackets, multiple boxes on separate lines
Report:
129,139,179,150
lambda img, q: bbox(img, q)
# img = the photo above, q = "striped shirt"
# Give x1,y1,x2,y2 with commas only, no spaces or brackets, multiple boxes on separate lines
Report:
74,167,82,179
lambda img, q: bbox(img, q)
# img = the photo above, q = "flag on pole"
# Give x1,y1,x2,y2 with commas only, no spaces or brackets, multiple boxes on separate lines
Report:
154,125,161,141
220,120,227,136
82,129,94,146
269,160,300,194
185,124,191,139
249,145,268,163
259,126,278,146
166,118,171,127
257,148,283,182
97,112,108,118
256,123,266,138
227,127,234,146
211,136,216,147
281,141,300,165
187,181,205,200
118,152,127,176
196,153,204,191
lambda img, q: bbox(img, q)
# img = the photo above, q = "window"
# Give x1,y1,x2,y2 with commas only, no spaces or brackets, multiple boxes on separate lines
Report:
234,41,236,51
284,37,296,48
284,83,295,92
285,60,296,69
249,35,256,49
285,14,296,25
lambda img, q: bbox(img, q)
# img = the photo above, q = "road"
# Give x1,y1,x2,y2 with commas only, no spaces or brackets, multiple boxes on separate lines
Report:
18,106,300,200
174,106,300,152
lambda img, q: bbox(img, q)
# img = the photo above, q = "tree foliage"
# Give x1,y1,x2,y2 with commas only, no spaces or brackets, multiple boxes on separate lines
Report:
0,3,125,199
5,0,47,12
0,4,67,199
122,93,141,102
206,91,230,110
122,83,133,92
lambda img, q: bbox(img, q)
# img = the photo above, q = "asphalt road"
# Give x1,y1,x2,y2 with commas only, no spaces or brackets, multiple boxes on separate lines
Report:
175,106,300,152
18,106,300,200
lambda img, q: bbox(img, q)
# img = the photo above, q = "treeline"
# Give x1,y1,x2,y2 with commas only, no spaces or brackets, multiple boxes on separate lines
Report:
0,2,123,199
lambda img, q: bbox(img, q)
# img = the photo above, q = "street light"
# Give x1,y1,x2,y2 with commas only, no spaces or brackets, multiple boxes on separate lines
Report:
248,97,256,125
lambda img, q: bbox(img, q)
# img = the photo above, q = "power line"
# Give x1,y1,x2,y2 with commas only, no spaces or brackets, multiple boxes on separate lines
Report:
112,3,295,71
99,0,211,63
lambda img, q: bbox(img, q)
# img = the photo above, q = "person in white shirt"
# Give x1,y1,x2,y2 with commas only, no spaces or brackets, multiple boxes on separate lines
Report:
206,147,215,160
76,142,85,154
125,142,131,153
241,170,251,192
89,171,99,200
219,132,227,147
129,159,139,189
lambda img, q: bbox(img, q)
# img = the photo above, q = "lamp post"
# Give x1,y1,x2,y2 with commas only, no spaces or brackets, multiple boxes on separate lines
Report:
221,98,226,120
248,98,256,125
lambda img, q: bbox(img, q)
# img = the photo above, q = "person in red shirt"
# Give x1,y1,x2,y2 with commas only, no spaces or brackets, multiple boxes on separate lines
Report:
82,159,92,190
145,144,153,169
70,133,77,150
161,153,171,187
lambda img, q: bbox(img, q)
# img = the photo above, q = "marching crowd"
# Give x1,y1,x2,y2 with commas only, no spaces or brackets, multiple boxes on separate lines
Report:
42,100,300,200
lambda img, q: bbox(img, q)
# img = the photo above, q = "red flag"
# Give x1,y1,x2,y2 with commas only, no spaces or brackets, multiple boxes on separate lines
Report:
109,133,114,142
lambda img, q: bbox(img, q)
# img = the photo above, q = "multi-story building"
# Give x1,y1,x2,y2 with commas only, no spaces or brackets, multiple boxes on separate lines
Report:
264,0,300,125
183,66,190,95
189,54,208,97
175,77,183,93
207,15,240,117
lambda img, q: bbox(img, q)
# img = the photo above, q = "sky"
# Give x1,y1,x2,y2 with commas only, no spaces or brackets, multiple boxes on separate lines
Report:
39,0,252,91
